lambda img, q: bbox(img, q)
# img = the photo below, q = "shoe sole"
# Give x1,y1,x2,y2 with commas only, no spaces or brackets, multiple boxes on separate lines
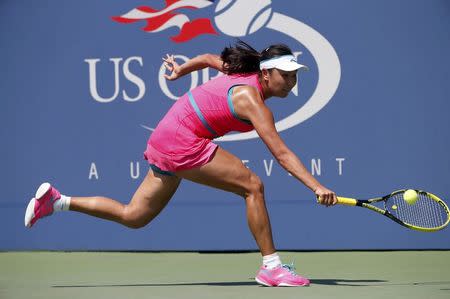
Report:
24,198,37,228
36,182,51,200
255,277,273,287
24,183,52,228
279,282,310,287
255,277,309,287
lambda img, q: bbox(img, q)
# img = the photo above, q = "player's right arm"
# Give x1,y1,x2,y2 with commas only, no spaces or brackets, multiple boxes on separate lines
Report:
163,54,223,80
234,86,337,206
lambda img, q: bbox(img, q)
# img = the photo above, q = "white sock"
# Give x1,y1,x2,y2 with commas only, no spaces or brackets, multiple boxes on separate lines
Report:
263,252,282,269
53,195,71,212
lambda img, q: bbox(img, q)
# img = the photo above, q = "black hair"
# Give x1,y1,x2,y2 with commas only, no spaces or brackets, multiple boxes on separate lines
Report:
220,40,294,75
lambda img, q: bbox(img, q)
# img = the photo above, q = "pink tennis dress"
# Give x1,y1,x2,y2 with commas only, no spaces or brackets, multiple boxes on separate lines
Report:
143,73,263,175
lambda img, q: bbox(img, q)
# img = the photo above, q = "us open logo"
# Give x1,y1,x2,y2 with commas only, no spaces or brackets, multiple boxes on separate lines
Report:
111,0,341,142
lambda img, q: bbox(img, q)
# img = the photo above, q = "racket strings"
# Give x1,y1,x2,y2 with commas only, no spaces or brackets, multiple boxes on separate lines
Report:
386,193,447,228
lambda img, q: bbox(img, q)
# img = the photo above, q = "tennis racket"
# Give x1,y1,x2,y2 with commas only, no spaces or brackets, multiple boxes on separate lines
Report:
317,189,449,232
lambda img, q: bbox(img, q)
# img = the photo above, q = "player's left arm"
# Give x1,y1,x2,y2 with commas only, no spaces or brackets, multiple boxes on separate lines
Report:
163,54,223,80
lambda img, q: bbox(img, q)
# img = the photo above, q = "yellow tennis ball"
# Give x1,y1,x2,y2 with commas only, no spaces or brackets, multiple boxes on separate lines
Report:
403,189,418,205
392,204,398,210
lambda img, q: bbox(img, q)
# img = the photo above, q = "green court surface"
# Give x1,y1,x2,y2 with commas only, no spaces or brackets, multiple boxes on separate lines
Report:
1,251,449,299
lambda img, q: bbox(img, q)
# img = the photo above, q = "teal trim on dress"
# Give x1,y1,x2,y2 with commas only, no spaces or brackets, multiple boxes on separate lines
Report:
150,164,175,176
187,91,217,137
227,86,252,125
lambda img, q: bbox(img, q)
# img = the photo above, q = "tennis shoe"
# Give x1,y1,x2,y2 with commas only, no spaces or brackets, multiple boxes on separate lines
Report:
24,182,61,228
255,263,310,287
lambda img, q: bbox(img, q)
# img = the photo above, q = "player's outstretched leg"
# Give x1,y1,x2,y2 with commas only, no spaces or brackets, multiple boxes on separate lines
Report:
25,170,181,228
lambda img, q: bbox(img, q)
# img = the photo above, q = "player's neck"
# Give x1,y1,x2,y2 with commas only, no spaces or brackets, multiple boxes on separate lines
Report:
258,76,272,100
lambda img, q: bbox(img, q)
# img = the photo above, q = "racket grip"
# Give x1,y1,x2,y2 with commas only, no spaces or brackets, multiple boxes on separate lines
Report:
336,197,358,206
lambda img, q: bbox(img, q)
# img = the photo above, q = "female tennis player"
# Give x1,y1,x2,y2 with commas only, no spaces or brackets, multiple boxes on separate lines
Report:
25,41,337,287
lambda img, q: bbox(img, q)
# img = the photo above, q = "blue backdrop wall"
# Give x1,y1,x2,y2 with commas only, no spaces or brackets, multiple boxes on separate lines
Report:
1,0,449,250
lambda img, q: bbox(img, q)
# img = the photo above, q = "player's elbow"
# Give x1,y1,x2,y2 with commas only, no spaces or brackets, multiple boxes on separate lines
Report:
203,53,214,63
204,54,222,70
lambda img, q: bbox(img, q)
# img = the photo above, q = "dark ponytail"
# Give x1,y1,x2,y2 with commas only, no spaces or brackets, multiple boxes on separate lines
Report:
220,40,294,75
220,40,261,75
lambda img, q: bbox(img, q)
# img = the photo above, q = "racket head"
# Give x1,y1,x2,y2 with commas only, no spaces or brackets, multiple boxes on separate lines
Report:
383,190,450,232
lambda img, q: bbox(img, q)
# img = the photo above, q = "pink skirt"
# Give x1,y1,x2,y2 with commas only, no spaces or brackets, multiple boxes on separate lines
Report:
143,139,218,173
143,105,218,173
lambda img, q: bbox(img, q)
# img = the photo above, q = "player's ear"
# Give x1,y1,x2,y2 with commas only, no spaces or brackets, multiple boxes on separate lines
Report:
261,69,270,81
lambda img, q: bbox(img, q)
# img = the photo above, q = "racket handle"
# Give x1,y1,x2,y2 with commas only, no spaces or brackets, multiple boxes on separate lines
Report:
336,197,358,206
316,196,358,206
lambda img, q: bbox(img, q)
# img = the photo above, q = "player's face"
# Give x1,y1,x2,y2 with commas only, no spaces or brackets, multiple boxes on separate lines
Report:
265,68,298,98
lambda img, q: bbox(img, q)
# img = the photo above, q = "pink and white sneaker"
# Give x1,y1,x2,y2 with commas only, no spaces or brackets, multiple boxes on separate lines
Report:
255,263,310,287
24,182,61,228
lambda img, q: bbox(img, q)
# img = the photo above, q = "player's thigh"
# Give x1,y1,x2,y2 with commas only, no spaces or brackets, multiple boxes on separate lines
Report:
126,169,181,223
175,147,261,197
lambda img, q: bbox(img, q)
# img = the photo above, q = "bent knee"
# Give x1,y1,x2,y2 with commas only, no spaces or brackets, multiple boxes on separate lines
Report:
122,207,152,229
124,219,149,229
240,172,264,198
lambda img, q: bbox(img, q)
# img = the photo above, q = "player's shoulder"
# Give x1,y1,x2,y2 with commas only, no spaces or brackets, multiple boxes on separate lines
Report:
232,85,269,121
232,85,264,107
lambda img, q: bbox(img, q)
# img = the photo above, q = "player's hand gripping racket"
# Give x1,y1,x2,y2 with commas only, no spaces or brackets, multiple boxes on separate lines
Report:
317,189,449,232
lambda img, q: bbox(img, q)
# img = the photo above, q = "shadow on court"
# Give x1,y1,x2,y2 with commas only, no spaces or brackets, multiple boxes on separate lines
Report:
52,279,450,288
53,281,258,288
50,278,450,291
52,279,389,288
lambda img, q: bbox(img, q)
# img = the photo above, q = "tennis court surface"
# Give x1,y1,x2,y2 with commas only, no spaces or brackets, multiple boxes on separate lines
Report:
1,251,449,299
